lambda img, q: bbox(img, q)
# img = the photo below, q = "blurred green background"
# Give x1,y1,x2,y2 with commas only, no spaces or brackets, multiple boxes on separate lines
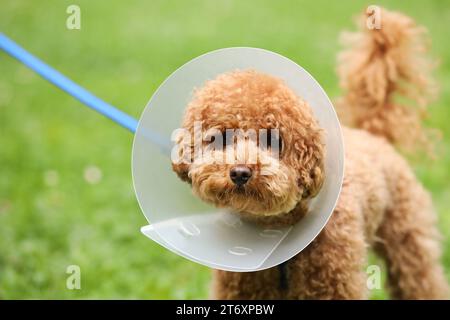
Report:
0,0,449,299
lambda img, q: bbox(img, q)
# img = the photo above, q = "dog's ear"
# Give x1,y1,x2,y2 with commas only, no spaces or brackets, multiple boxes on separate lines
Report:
294,148,324,200
288,103,325,200
172,162,192,184
298,164,324,199
171,128,193,184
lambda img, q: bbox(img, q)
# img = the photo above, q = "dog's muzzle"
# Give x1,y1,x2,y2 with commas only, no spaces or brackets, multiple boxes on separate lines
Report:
230,165,252,186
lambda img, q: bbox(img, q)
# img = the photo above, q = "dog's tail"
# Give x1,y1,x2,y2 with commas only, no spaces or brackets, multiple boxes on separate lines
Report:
336,7,437,152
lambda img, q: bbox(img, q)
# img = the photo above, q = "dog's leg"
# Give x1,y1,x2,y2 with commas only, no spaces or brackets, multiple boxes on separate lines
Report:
211,267,283,299
287,192,369,300
375,174,449,299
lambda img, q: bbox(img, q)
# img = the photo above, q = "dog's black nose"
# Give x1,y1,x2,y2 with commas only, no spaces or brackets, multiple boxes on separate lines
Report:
230,165,252,186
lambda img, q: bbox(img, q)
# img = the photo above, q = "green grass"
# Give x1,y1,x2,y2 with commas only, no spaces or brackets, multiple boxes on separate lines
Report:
0,0,449,299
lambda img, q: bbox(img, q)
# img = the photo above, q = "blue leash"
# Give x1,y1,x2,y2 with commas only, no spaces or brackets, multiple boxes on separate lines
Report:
0,33,170,152
0,33,138,132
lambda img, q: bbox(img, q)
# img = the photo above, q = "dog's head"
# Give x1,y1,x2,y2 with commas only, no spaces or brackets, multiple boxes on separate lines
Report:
172,70,324,221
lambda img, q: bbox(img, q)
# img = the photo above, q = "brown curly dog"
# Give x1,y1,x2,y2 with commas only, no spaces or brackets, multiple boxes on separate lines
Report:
172,8,449,299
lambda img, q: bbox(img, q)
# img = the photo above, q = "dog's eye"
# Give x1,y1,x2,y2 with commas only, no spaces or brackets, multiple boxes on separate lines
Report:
263,130,283,154
222,131,231,148
277,136,283,154
206,131,229,148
